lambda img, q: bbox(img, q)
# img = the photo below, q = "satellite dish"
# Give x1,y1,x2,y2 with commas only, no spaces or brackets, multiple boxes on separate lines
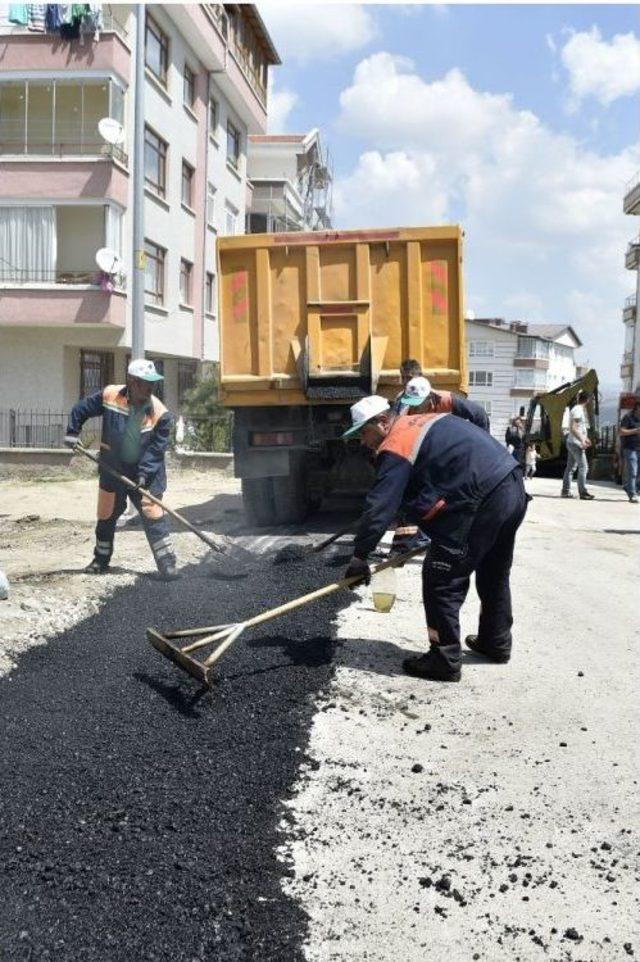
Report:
95,248,123,275
98,117,125,145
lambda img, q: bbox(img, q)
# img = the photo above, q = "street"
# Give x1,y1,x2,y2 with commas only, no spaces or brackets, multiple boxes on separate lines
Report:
0,473,638,961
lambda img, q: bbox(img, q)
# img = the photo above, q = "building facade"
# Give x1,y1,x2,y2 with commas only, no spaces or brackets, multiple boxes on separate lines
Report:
622,171,640,394
246,129,332,233
465,318,582,442
0,3,279,431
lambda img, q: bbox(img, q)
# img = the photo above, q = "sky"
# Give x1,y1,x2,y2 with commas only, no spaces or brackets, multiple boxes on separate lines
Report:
259,3,640,387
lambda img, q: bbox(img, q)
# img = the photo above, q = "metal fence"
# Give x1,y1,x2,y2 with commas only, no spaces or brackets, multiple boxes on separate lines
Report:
595,424,617,455
0,409,233,453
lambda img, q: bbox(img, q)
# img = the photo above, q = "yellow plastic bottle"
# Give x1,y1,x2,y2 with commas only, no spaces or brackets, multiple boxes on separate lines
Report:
371,566,397,613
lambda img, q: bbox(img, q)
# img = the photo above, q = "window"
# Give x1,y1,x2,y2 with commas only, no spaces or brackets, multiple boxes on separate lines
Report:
225,203,238,235
208,95,218,135
80,351,114,397
513,369,547,389
145,16,169,85
468,370,493,388
226,121,240,168
183,63,195,109
181,160,194,208
144,126,168,197
206,182,216,226
469,341,494,358
144,239,165,305
178,361,197,407
205,272,216,314
517,335,549,359
180,258,193,305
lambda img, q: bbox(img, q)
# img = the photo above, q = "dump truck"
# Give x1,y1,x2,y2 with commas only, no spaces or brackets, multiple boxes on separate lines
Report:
522,368,599,476
217,226,466,524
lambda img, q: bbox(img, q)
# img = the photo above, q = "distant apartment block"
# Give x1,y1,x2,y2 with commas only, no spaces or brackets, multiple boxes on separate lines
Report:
246,128,332,233
465,318,582,441
0,3,280,425
622,169,640,394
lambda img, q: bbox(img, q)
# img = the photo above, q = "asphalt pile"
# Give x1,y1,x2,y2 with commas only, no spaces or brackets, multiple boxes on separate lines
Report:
0,554,349,961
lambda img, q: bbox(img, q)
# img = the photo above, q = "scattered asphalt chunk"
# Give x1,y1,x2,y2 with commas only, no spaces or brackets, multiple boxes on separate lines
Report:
564,928,583,942
411,763,424,774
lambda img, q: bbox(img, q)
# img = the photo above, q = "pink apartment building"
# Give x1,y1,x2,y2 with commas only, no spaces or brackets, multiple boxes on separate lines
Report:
0,3,279,433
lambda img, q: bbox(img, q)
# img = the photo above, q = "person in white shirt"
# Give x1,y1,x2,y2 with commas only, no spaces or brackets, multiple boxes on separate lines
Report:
524,443,538,479
561,391,594,500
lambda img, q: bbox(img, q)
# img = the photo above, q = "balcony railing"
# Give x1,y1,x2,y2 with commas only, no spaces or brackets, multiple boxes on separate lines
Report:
0,137,127,163
625,170,640,195
0,268,126,289
624,294,637,308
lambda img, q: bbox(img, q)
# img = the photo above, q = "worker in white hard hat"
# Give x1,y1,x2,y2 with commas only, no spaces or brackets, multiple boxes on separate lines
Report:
64,359,179,580
342,395,528,683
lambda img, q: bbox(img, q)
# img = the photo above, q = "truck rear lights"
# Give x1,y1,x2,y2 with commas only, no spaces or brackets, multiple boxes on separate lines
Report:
250,432,294,447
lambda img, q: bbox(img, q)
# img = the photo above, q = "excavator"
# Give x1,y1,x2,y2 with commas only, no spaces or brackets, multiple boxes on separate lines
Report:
523,369,599,476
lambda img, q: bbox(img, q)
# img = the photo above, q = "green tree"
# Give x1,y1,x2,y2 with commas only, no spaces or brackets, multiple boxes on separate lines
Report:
179,363,233,452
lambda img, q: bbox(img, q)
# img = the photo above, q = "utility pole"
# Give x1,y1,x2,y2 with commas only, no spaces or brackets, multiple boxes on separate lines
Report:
131,2,146,359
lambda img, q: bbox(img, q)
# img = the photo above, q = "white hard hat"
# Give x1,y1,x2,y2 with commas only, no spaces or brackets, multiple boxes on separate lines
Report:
342,395,390,438
127,358,164,382
401,375,432,407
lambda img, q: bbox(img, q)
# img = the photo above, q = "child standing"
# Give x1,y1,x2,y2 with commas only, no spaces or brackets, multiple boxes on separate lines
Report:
525,442,538,479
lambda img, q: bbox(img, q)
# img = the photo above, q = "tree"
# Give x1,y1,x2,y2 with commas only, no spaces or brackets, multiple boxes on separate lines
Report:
179,363,232,452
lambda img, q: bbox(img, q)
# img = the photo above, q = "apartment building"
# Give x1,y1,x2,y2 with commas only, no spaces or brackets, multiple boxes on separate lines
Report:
465,317,582,441
246,128,332,233
0,3,279,431
622,171,640,394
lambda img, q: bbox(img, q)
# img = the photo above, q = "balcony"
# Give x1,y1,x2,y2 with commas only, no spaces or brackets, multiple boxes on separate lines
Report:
0,79,127,162
513,355,549,369
623,294,637,324
625,236,640,270
0,204,125,327
0,10,130,78
623,170,640,215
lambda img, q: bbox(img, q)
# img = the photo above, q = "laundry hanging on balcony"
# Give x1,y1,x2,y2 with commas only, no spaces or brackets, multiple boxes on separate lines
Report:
41,3,102,41
8,4,28,25
27,4,46,31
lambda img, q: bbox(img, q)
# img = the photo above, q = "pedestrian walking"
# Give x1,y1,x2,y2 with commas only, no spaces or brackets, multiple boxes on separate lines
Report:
342,397,529,683
64,359,179,580
618,400,640,503
505,416,525,462
524,442,538,479
561,390,594,500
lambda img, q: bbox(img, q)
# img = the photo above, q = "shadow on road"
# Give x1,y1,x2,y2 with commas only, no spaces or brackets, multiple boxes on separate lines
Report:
133,671,210,717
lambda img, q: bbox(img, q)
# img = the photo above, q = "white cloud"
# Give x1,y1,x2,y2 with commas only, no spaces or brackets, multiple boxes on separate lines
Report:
259,4,377,64
267,78,298,132
559,27,640,107
334,53,640,381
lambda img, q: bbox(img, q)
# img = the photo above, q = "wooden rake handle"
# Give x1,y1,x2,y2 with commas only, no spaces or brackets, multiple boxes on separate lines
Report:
182,543,428,661
74,443,225,554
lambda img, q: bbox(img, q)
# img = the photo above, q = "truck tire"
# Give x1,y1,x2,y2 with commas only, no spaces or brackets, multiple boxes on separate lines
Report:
272,455,309,525
241,477,276,527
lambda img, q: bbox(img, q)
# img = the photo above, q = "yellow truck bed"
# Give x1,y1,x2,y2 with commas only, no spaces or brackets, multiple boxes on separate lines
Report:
218,226,466,406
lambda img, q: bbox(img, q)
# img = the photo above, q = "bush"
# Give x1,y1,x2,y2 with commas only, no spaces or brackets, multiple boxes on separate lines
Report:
178,363,233,452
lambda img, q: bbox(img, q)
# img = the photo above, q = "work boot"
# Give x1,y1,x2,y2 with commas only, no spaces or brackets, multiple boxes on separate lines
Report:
85,558,110,574
402,649,461,683
630,495,639,504
465,634,510,664
560,490,574,499
157,558,180,581
579,491,595,501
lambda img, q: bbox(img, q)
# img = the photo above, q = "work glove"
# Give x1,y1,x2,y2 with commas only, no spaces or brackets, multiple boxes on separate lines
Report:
136,474,147,490
64,434,79,450
345,556,371,589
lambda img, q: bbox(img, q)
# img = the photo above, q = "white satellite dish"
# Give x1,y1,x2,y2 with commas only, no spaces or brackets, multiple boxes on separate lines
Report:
95,247,123,275
98,117,125,146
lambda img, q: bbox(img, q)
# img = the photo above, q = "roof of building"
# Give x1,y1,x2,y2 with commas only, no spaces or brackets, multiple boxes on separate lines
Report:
244,6,281,65
467,317,582,347
249,129,320,149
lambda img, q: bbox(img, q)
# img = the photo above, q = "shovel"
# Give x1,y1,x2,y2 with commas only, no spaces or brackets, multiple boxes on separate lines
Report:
73,442,252,578
147,544,426,687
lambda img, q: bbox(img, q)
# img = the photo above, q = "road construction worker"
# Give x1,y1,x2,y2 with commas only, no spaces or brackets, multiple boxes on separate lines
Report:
391,358,423,414
64,359,179,580
342,396,527,683
389,376,489,556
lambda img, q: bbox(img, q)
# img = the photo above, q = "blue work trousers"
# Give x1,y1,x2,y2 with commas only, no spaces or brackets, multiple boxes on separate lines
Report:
422,469,528,671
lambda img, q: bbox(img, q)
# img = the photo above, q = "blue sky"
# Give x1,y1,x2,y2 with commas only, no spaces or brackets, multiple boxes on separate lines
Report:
260,4,640,386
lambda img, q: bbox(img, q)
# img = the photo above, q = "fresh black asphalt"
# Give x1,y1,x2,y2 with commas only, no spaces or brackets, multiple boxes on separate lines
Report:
0,553,352,961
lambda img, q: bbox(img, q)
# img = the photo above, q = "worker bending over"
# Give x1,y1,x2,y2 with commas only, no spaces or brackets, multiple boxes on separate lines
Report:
65,359,179,581
343,396,527,683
